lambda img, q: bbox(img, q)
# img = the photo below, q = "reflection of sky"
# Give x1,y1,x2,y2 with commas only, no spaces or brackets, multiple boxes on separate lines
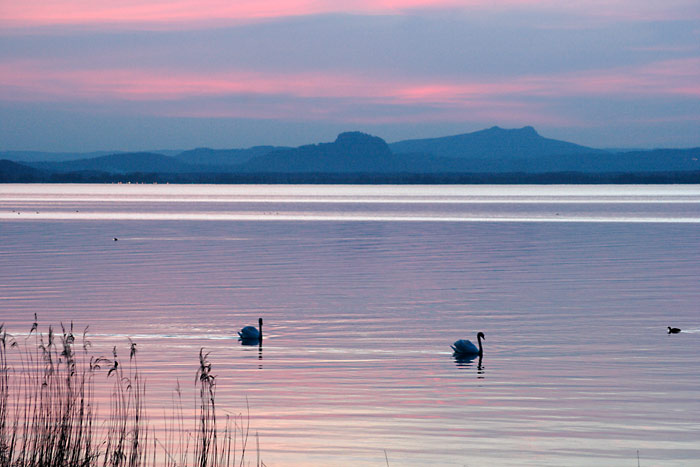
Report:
3,184,700,222
1,1,699,150
2,185,700,464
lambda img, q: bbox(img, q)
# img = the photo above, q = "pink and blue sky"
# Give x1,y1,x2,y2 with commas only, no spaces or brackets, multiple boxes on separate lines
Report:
1,0,699,151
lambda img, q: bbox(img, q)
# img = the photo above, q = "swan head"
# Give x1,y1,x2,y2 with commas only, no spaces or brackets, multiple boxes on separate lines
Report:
477,332,485,341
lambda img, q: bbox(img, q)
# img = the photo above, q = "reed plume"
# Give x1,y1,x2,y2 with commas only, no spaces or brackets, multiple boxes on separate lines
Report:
0,318,264,467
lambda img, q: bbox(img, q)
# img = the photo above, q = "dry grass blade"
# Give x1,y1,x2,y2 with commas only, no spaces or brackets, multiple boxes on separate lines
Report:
0,319,264,467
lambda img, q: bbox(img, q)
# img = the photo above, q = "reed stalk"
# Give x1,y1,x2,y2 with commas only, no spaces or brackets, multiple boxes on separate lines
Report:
0,318,263,467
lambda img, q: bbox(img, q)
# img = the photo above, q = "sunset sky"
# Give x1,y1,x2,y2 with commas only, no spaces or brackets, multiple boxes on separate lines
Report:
1,0,699,151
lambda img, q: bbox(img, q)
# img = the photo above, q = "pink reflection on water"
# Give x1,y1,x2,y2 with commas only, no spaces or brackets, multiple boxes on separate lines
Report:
2,185,700,464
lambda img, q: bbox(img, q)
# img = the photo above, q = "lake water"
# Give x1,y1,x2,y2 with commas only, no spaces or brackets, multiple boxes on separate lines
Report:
1,184,700,466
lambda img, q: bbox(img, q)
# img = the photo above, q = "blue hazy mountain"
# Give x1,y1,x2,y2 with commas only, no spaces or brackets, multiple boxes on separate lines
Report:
523,148,700,173
240,132,409,173
0,149,183,162
173,146,286,167
12,146,286,172
3,127,700,180
0,159,47,182
388,127,699,173
389,126,604,160
238,129,698,174
0,150,122,163
29,152,197,174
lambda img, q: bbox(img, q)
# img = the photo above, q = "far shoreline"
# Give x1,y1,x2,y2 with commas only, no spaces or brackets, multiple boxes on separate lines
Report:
2,170,700,185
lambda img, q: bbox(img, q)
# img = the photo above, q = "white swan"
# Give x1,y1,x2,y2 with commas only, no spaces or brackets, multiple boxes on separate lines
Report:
452,332,485,356
239,318,263,342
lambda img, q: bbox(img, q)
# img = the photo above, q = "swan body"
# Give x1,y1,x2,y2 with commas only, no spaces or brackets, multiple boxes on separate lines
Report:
239,318,263,342
668,326,681,334
452,332,485,356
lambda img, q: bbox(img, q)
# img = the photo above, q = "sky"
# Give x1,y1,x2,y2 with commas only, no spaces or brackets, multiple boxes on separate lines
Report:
1,0,699,151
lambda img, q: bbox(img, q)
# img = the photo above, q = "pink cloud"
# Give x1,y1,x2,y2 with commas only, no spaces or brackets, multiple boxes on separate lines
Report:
580,0,700,22
522,58,700,98
1,58,697,126
3,0,696,28
394,83,539,104
0,62,398,101
0,0,466,27
153,92,564,127
3,58,699,104
0,62,546,114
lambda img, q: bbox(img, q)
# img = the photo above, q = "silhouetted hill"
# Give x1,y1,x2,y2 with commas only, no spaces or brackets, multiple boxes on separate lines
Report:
401,146,700,173
3,126,700,182
174,146,286,167
519,147,700,173
0,159,47,182
601,148,700,172
240,132,409,172
389,126,604,161
29,152,196,174
0,149,184,162
0,150,120,163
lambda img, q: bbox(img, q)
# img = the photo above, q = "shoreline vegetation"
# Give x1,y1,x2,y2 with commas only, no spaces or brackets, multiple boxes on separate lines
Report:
2,168,700,184
0,317,264,467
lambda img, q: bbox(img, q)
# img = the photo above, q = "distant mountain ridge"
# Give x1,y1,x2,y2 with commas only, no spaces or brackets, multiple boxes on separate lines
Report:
30,152,196,174
0,149,183,163
2,126,700,183
0,159,47,182
174,146,287,167
389,126,604,160
240,132,407,173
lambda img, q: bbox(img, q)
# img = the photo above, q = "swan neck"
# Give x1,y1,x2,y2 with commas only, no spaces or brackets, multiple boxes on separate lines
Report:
259,318,263,339
477,334,483,355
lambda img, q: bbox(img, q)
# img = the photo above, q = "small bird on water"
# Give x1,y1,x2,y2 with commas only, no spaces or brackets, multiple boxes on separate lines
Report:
668,326,681,334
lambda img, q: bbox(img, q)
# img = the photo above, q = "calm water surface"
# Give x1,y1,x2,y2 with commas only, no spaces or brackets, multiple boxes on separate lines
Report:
1,184,700,466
